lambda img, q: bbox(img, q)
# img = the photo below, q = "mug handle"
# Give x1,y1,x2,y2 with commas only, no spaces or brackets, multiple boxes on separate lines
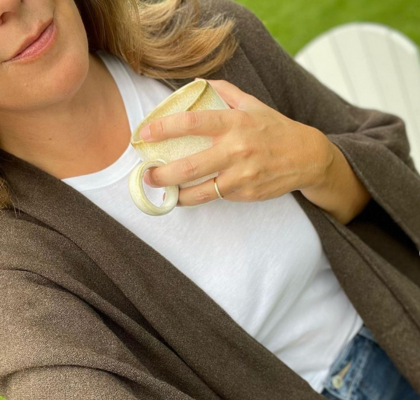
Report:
128,159,179,216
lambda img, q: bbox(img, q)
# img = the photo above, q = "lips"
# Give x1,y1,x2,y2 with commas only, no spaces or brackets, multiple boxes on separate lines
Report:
8,19,53,61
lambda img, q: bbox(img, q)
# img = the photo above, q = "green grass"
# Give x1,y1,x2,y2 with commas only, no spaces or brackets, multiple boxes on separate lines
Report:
234,0,420,56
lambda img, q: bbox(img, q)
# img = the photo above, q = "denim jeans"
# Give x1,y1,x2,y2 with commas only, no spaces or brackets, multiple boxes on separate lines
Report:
321,325,420,400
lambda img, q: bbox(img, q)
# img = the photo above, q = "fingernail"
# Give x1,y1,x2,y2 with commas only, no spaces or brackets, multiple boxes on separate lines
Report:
140,125,151,140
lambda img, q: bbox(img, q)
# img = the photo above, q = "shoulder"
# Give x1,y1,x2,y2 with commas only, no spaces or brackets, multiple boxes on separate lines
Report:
214,0,273,39
197,0,271,44
196,0,295,88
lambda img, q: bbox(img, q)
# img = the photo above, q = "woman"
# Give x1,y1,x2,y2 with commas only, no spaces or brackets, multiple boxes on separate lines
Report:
1,0,420,399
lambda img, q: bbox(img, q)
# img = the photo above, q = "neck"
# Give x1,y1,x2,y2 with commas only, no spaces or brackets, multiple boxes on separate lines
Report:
0,52,131,179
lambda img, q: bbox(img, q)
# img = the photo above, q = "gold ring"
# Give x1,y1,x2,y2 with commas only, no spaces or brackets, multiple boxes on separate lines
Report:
214,177,224,199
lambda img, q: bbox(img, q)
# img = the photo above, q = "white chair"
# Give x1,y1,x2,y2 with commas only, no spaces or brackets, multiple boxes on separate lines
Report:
294,22,420,173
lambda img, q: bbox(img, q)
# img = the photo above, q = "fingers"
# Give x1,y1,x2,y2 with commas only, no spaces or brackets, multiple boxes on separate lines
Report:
144,142,230,188
138,79,257,142
139,108,237,142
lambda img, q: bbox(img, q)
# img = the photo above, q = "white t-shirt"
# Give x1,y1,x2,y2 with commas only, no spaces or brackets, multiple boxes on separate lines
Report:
61,49,364,393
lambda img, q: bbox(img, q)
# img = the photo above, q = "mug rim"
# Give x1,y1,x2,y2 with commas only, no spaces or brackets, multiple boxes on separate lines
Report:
131,78,209,145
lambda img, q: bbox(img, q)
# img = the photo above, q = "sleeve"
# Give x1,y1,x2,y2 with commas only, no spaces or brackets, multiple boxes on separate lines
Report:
0,269,193,400
213,0,420,244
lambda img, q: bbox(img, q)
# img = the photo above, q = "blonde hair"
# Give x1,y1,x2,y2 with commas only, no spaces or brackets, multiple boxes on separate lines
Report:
0,0,239,210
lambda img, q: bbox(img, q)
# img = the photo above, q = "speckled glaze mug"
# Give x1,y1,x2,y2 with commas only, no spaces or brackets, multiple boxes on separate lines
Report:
128,78,230,216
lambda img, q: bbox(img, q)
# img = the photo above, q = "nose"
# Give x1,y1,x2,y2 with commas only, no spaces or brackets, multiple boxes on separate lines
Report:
0,0,21,25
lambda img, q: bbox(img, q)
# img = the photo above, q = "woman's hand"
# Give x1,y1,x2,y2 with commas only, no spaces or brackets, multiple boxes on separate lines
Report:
140,79,370,224
140,79,333,200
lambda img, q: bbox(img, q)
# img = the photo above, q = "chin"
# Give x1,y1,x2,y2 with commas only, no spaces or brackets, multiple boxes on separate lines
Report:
44,47,90,101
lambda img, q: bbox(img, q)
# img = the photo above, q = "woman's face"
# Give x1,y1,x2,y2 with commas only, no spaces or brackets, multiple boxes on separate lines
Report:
0,0,89,113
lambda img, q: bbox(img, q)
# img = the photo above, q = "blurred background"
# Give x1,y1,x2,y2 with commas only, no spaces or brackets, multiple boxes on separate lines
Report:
234,0,420,56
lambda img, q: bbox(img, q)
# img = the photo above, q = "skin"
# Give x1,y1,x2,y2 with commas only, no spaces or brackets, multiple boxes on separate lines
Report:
0,0,371,225
0,0,131,180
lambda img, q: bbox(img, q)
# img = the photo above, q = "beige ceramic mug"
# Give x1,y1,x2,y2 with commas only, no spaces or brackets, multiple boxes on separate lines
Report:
128,78,230,216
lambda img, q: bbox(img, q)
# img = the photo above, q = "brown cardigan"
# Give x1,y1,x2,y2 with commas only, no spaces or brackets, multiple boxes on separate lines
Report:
1,0,420,398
